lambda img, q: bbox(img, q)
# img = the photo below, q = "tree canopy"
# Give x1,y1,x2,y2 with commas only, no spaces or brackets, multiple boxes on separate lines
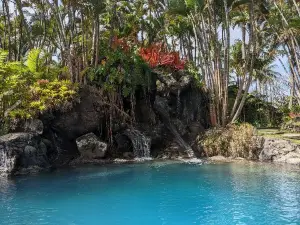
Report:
0,0,299,128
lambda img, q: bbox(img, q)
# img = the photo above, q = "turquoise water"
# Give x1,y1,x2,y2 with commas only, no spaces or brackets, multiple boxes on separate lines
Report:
1,162,300,225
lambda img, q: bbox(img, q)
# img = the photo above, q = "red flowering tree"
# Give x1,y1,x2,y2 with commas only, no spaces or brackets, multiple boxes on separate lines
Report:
139,43,186,70
111,37,186,71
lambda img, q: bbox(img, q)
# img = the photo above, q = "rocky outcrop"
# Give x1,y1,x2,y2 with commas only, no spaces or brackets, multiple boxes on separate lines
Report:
156,70,209,127
123,152,134,159
156,143,193,159
156,70,192,94
0,133,50,175
24,119,44,135
76,133,107,159
259,138,300,165
113,128,152,158
154,96,195,158
48,87,105,141
38,86,108,163
37,69,209,161
0,70,210,174
115,133,133,154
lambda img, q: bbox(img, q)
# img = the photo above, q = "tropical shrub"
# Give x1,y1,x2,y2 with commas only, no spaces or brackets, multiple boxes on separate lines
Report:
9,80,78,119
87,48,152,97
26,48,67,81
0,49,78,131
199,123,259,159
87,37,189,98
0,49,32,120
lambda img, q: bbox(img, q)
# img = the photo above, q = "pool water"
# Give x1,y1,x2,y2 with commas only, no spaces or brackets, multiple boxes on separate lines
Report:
1,162,300,225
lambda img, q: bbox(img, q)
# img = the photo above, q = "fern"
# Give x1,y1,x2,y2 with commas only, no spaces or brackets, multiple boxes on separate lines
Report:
26,48,42,73
0,49,8,63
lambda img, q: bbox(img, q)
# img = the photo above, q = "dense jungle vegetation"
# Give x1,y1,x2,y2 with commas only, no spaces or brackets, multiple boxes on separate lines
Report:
0,0,300,133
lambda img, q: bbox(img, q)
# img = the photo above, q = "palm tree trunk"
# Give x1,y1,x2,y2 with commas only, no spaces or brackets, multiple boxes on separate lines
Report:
289,71,295,110
91,14,99,66
15,0,32,48
3,0,12,60
231,0,256,123
222,0,230,126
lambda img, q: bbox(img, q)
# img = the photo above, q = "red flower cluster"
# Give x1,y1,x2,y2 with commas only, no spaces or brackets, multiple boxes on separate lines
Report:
289,112,300,119
111,37,186,70
139,43,185,70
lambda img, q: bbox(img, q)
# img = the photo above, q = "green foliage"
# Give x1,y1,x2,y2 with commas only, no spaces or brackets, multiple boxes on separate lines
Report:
0,49,32,120
27,48,42,73
0,0,297,130
0,48,78,130
26,48,63,80
88,48,152,97
9,80,78,119
185,61,203,87
228,86,282,128
290,105,300,113
241,94,282,128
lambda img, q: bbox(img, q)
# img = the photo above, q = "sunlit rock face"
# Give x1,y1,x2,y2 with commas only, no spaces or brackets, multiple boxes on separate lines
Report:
76,133,107,159
0,133,50,175
259,138,300,165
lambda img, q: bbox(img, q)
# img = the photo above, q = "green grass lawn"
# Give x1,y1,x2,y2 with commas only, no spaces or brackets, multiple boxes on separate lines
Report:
257,128,300,145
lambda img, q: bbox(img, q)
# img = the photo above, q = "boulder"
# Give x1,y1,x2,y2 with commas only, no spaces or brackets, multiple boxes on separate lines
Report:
24,119,44,135
259,138,298,161
156,70,192,94
156,73,177,93
39,86,105,162
0,133,49,175
272,150,300,165
258,137,300,165
249,136,265,159
76,133,107,159
286,157,300,165
50,86,105,140
173,119,187,136
178,73,192,91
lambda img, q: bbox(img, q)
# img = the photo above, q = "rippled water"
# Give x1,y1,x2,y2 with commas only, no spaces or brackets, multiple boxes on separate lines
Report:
1,162,300,225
